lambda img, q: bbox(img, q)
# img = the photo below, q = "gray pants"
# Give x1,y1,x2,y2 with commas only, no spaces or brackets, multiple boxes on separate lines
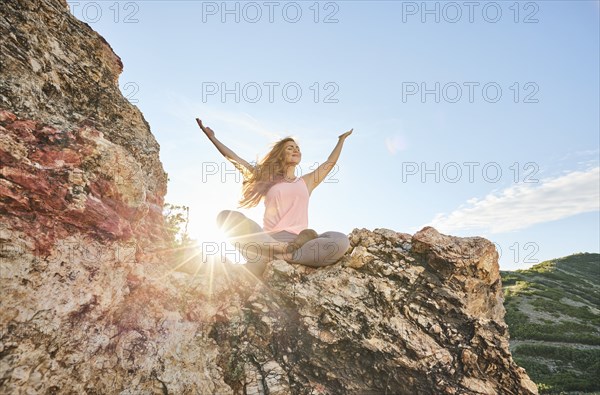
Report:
216,210,350,268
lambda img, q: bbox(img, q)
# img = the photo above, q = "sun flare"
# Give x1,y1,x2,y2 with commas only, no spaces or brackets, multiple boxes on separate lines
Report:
190,221,247,266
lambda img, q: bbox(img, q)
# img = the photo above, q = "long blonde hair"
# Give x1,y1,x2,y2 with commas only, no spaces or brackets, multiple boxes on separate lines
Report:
235,137,296,208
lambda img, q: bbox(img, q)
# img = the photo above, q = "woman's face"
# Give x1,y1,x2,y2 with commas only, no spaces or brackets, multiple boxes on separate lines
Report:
282,140,301,165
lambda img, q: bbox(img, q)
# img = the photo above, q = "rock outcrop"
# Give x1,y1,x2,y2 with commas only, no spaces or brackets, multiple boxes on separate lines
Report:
210,227,538,394
0,0,167,257
1,0,538,394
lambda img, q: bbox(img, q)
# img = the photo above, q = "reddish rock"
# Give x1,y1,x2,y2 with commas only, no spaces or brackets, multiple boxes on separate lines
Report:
0,110,165,255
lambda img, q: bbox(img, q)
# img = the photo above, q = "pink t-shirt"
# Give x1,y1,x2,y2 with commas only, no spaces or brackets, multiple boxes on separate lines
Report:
263,177,309,235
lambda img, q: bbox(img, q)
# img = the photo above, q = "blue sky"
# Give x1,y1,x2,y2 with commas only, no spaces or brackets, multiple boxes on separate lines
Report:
67,1,599,270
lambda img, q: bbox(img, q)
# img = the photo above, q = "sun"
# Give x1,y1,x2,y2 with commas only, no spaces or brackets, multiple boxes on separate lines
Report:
188,220,248,266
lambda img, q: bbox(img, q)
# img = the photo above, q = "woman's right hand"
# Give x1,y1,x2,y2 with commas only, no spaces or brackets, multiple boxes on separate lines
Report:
196,118,215,139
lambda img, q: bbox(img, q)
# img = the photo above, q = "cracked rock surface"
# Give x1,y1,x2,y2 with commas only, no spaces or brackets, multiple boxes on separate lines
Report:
208,227,538,394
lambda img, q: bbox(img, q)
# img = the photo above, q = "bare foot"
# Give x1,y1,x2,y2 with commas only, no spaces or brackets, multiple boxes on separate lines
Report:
290,229,319,250
271,230,319,262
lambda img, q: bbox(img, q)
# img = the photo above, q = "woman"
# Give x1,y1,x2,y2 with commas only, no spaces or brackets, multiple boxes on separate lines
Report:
197,118,352,273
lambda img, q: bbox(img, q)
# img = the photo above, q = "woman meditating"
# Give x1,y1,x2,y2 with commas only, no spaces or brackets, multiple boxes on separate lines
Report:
196,118,352,273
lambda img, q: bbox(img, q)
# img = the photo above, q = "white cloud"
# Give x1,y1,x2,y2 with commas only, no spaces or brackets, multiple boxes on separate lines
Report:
553,148,600,164
429,167,600,234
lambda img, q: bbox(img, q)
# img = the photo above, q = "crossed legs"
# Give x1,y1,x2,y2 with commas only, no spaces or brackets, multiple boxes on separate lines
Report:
270,230,351,267
216,210,350,268
216,210,295,263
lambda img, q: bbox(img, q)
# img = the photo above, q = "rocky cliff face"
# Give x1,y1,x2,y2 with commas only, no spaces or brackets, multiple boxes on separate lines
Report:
0,0,167,256
0,0,538,394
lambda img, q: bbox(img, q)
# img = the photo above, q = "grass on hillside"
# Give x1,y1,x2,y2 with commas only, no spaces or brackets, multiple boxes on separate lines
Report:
501,253,600,394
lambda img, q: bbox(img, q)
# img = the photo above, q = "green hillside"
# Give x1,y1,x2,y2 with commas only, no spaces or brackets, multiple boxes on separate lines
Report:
501,252,600,394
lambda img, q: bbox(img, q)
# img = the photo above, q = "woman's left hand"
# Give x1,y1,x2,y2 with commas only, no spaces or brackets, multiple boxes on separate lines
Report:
338,128,353,140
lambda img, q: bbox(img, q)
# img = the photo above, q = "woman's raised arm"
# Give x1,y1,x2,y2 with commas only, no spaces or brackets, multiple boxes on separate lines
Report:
303,129,353,194
196,118,255,174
